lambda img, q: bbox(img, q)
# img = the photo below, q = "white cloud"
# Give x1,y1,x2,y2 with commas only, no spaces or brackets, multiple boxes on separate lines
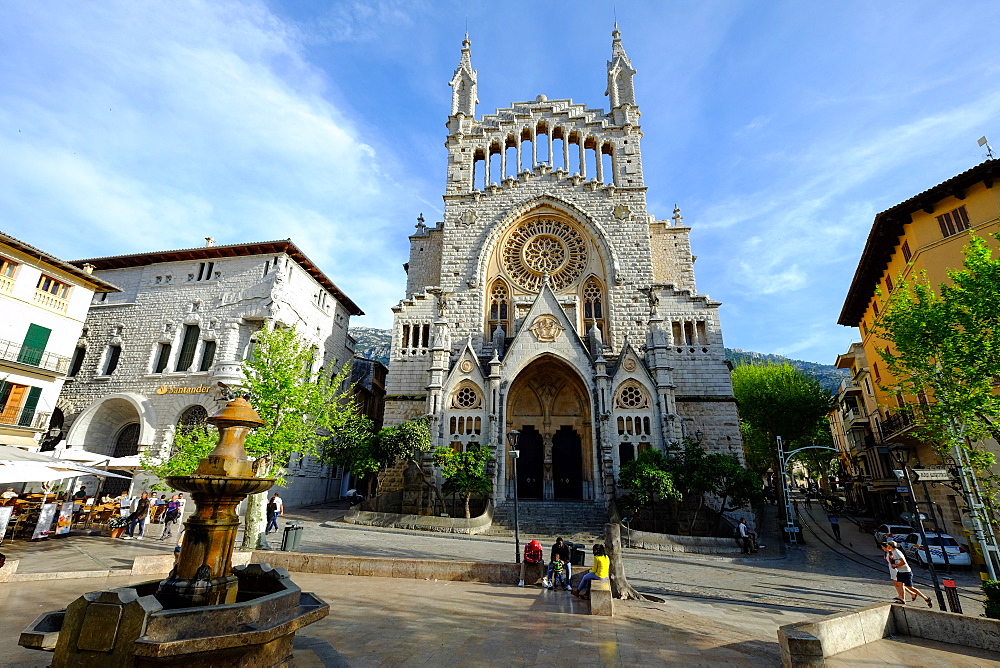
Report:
0,0,417,328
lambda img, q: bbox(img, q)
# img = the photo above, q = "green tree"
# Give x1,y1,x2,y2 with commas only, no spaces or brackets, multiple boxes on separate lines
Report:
145,325,363,549
731,362,835,512
875,234,1000,455
433,443,492,518
667,439,719,534
617,449,681,532
711,452,764,533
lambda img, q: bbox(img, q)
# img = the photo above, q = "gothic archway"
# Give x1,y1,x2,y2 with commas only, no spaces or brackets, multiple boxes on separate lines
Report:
506,355,593,500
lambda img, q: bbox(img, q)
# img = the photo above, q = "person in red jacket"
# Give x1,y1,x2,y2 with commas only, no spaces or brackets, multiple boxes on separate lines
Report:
518,539,545,587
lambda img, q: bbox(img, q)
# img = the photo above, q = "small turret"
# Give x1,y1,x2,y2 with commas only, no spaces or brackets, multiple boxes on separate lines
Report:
449,33,478,117
605,24,637,109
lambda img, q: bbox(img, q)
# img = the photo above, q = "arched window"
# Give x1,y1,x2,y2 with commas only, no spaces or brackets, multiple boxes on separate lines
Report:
488,279,511,337
451,385,482,410
177,405,208,435
113,423,140,458
583,277,605,340
615,382,650,410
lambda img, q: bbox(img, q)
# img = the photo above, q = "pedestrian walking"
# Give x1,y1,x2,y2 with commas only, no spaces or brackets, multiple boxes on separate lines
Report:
792,500,799,518
829,513,841,540
738,518,752,554
124,492,150,540
805,495,812,509
160,494,181,540
266,493,283,533
881,541,931,606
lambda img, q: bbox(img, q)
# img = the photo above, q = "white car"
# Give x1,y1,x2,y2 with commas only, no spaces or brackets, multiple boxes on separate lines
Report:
899,532,971,567
874,524,913,546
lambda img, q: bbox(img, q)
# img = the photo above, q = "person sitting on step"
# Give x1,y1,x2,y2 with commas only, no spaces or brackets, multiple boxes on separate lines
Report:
572,544,610,601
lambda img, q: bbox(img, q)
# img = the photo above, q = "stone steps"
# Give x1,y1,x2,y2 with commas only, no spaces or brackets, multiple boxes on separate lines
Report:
491,500,608,539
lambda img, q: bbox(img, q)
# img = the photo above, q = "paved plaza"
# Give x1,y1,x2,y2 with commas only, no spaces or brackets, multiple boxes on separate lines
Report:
0,500,996,666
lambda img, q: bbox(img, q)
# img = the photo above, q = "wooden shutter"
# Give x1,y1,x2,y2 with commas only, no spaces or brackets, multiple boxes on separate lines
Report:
18,324,51,366
176,325,200,371
17,386,41,426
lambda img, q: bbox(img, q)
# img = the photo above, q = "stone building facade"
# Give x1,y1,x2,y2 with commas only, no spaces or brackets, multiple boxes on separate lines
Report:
57,239,363,507
385,31,742,509
0,231,118,452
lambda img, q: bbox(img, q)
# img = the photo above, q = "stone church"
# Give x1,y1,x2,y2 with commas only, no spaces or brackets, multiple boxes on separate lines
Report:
385,29,742,511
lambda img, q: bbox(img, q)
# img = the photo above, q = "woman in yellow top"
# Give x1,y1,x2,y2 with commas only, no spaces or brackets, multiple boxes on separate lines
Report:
572,544,610,600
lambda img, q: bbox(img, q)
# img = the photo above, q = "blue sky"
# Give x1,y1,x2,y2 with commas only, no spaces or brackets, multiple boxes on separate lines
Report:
2,1,998,364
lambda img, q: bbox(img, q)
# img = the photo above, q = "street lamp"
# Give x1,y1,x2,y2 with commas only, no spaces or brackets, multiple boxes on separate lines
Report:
889,444,946,610
506,429,521,564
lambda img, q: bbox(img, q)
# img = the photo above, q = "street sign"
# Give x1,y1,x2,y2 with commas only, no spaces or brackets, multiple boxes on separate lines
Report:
896,486,909,493
913,468,951,482
783,526,801,533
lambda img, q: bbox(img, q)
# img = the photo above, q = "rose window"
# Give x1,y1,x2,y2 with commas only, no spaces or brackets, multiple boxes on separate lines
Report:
454,387,480,408
502,219,587,292
617,384,648,409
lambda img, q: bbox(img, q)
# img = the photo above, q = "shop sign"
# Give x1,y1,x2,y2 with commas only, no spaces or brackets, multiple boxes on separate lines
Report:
0,506,12,540
913,468,951,482
156,384,211,395
55,502,74,535
32,502,58,540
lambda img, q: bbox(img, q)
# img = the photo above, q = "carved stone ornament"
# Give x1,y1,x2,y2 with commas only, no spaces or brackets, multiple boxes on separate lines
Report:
613,203,631,220
459,209,477,227
460,359,475,374
502,218,587,292
622,357,637,372
529,314,564,343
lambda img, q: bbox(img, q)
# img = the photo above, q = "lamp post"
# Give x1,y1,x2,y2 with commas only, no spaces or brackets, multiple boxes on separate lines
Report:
507,429,521,564
890,444,946,611
777,436,840,547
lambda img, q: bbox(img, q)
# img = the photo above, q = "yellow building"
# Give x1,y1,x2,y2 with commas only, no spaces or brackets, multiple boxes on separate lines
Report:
838,158,1000,536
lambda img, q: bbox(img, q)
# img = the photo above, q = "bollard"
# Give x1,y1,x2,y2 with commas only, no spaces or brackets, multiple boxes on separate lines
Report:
942,578,963,614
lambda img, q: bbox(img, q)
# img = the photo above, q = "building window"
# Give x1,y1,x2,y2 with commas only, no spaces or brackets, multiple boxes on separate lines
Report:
399,323,430,354
619,443,635,464
68,347,86,377
861,321,868,336
452,385,482,409
153,343,172,373
104,345,122,375
176,324,200,371
885,275,894,293
872,300,880,317
113,423,140,458
199,340,216,372
582,277,606,339
18,324,51,366
488,279,511,337
196,262,215,281
36,274,70,299
901,240,912,263
0,256,17,277
937,205,971,238
615,382,650,409
873,361,881,383
177,405,208,435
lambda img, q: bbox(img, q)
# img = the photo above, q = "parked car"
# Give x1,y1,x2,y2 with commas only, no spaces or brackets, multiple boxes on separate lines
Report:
874,524,914,546
899,532,971,567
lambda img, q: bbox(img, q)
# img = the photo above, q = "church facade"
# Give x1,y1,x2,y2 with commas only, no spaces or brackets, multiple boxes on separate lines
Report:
385,30,742,507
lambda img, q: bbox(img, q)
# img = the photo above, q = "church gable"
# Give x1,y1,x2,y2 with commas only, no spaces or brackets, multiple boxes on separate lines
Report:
502,281,593,379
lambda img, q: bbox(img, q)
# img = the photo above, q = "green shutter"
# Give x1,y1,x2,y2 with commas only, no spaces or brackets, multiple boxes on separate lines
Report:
18,324,51,366
17,386,42,427
176,325,200,371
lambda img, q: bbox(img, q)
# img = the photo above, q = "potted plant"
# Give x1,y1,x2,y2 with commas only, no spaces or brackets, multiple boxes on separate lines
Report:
107,515,129,539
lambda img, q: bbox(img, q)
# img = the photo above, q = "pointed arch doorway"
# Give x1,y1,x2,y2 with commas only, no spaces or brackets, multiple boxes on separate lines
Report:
506,355,593,500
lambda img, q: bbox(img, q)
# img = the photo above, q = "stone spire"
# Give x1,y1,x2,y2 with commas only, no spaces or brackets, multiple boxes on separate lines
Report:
605,24,637,108
449,33,478,117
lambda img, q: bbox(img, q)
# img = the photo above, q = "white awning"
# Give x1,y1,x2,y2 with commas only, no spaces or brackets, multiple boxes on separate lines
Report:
0,435,42,449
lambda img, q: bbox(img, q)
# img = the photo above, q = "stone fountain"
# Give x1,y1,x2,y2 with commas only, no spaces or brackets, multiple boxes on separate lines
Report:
19,397,329,667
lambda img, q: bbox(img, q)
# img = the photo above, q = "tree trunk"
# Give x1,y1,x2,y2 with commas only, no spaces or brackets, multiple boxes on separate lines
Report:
604,522,664,602
713,494,730,534
464,493,471,519
241,489,267,550
688,495,704,535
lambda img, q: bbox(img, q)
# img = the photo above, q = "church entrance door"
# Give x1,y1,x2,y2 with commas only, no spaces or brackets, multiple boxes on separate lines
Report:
552,426,583,499
506,354,593,501
516,425,544,499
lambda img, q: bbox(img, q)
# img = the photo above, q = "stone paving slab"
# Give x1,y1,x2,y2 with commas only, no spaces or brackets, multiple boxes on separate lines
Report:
826,635,1000,666
1,572,786,667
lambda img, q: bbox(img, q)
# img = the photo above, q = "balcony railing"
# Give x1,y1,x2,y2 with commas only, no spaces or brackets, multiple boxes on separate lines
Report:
33,289,68,314
881,411,916,439
0,338,70,373
0,408,51,430
838,378,862,394
0,275,14,295
843,407,867,425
